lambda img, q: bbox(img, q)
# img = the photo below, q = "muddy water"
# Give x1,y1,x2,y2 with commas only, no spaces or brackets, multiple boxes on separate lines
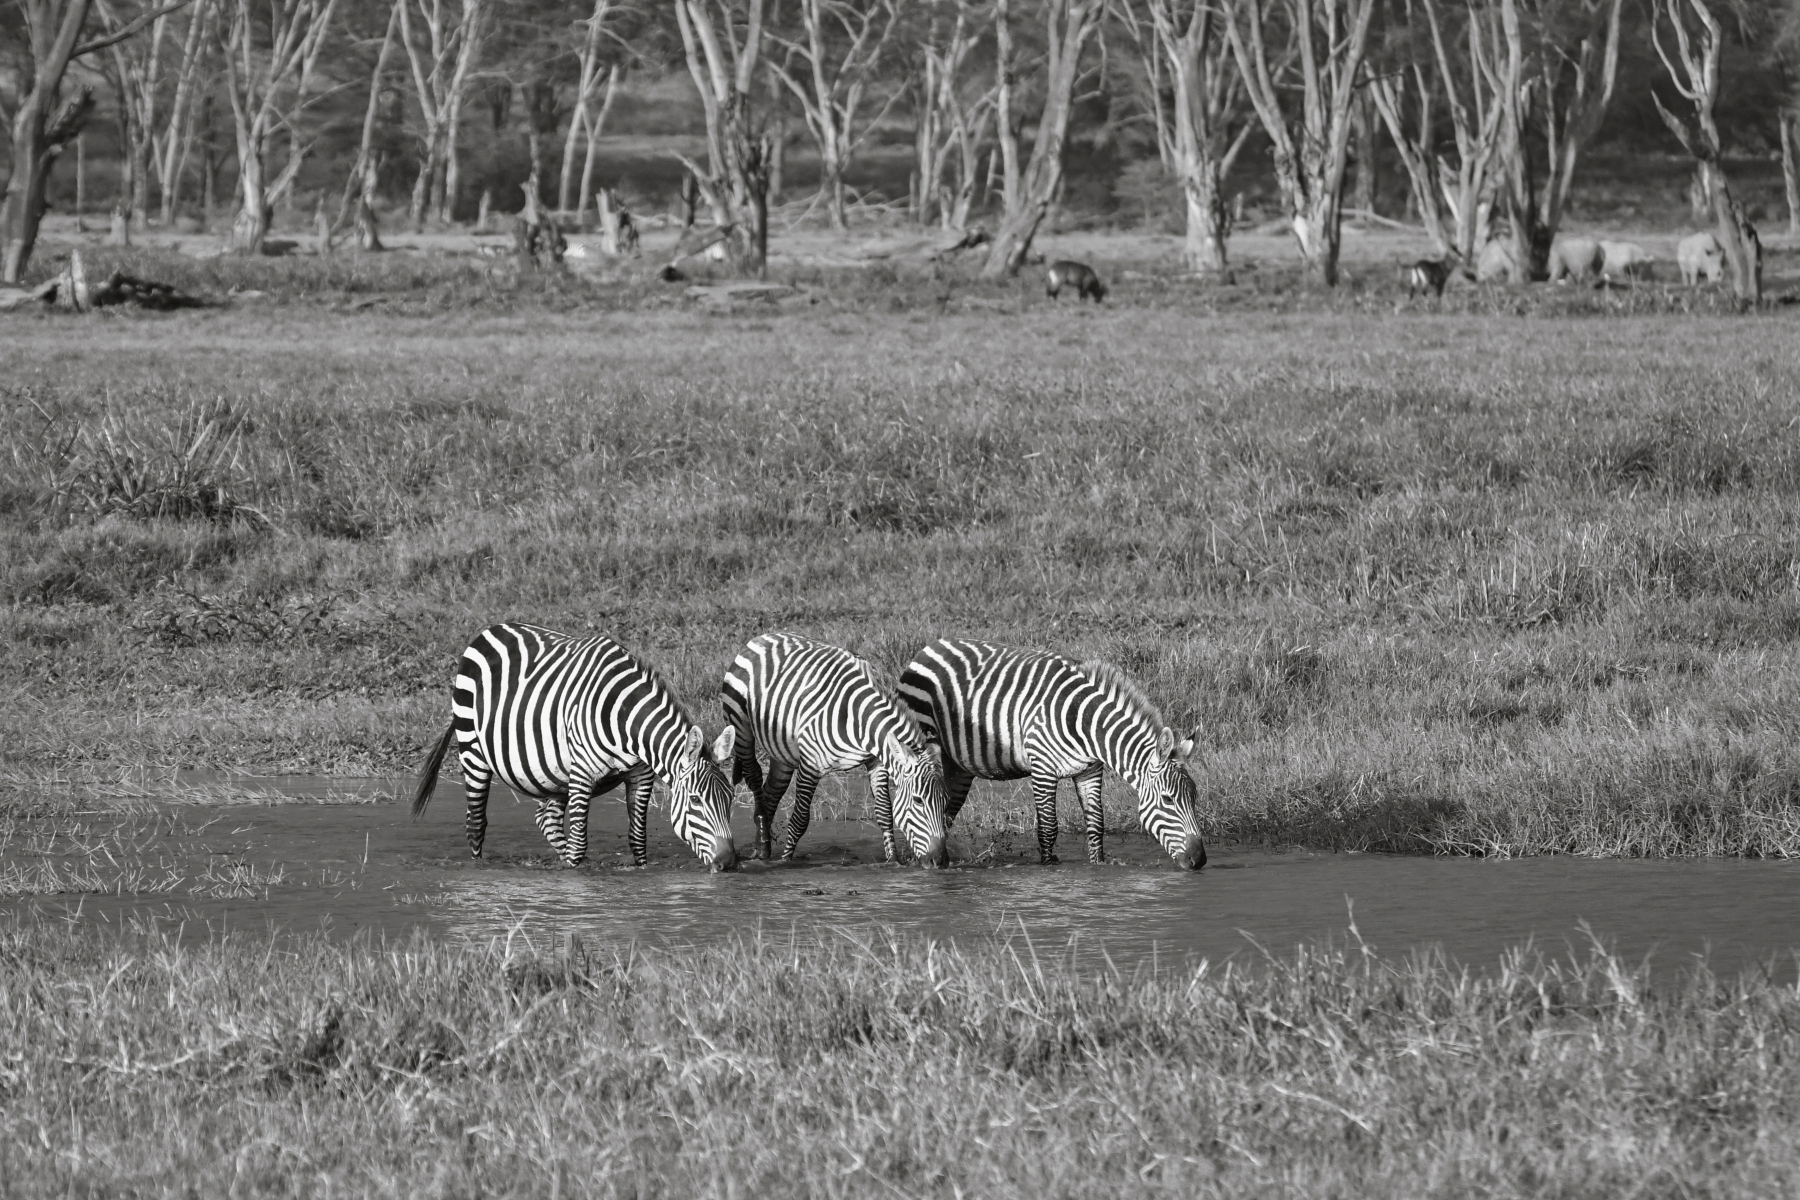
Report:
8,777,1799,976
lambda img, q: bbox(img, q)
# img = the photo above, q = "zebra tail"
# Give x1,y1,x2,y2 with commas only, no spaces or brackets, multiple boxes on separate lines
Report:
411,720,456,817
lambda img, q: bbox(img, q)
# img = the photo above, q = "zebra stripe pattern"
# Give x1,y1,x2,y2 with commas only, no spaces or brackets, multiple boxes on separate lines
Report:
722,632,949,866
897,639,1205,869
411,623,739,870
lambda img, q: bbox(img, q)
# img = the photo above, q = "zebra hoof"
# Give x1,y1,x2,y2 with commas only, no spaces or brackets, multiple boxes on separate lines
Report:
1040,853,1060,865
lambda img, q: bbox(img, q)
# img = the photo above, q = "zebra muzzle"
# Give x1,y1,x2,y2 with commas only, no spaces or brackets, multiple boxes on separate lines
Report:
1175,833,1207,871
919,835,949,869
708,835,740,873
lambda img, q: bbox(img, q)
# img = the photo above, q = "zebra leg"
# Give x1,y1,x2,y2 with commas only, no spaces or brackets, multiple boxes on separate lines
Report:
459,749,494,858
563,776,597,867
533,794,571,860
754,761,796,861
625,769,654,866
733,731,765,796
1030,773,1061,864
943,763,977,831
780,766,823,860
1073,765,1105,864
870,764,897,862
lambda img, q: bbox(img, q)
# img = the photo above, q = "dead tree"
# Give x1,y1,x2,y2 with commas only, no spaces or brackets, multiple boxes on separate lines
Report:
912,0,997,231
1227,0,1376,286
95,0,181,232
771,0,905,230
980,0,1106,277
222,0,337,254
331,0,401,250
1123,0,1253,273
152,0,214,225
397,0,490,228
558,0,624,218
672,0,774,274
1651,0,1759,304
2,0,186,282
1493,0,1621,282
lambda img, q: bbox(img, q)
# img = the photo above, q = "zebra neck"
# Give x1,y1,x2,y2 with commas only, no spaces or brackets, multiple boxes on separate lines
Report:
635,721,693,784
1087,708,1161,795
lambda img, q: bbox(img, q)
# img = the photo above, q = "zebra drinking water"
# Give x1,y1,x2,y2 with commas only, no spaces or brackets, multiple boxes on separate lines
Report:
898,639,1206,869
411,623,740,871
722,632,950,866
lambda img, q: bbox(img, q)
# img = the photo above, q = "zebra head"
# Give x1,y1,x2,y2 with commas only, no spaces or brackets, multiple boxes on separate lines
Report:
885,737,950,867
667,725,740,872
1137,726,1206,870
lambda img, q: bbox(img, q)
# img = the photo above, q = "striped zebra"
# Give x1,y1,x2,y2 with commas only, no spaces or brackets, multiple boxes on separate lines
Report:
897,639,1206,869
722,632,950,866
411,623,739,871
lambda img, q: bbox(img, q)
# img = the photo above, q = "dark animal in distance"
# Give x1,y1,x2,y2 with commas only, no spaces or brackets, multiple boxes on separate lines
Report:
1046,261,1106,302
1403,258,1452,299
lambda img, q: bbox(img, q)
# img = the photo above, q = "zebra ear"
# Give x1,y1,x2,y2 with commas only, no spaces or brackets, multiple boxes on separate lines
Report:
710,725,736,766
1156,726,1176,759
1174,733,1196,762
681,726,705,764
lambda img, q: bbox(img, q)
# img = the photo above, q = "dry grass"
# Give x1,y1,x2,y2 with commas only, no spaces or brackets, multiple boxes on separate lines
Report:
2,919,1797,1197
5,248,1800,855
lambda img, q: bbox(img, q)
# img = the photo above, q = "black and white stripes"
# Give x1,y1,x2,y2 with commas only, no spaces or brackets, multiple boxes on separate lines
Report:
412,623,739,870
898,639,1206,869
723,632,949,866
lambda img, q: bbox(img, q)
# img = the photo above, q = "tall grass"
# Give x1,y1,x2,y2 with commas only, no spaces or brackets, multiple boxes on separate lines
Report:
5,266,1800,854
2,919,1797,1197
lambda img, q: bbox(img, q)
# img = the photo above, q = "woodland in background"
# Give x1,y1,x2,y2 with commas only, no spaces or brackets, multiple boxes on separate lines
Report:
3,0,1800,290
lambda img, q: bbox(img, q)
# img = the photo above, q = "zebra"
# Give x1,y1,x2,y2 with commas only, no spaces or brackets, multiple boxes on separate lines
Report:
897,639,1206,869
722,632,950,867
411,623,739,871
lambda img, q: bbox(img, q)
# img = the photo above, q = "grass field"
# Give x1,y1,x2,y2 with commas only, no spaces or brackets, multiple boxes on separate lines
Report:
2,920,1798,1198
6,240,1800,856
6,234,1800,1197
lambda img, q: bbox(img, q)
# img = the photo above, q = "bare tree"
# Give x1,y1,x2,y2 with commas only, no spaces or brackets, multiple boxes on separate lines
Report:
397,0,489,228
1652,0,1758,302
1378,0,1506,263
2,0,185,281
220,0,336,253
980,0,1104,277
672,0,773,273
330,0,400,249
1492,0,1621,281
911,0,997,230
1122,0,1252,272
558,0,624,217
1227,0,1376,286
771,0,905,230
95,0,177,231
151,0,214,224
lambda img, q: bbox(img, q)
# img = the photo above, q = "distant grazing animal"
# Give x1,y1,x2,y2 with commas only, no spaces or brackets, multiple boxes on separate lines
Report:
1403,257,1453,298
1599,240,1654,281
1548,237,1604,284
898,640,1206,869
724,633,949,866
1476,239,1518,283
1677,231,1725,286
412,623,739,870
1046,260,1106,302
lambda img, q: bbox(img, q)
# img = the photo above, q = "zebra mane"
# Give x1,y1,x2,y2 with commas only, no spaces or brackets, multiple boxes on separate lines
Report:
1076,659,1166,734
624,643,702,733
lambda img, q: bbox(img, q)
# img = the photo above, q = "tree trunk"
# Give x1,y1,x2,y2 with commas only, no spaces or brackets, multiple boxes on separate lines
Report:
980,0,1102,277
357,153,384,250
1706,170,1760,304
1181,168,1229,272
1351,91,1375,217
230,148,269,253
1782,112,1800,239
3,87,95,284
